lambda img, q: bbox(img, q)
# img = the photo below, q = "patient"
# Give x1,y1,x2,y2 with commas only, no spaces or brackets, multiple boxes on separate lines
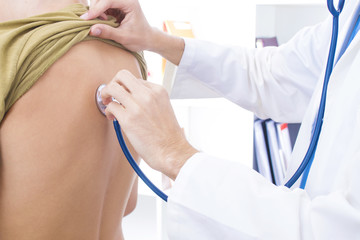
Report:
0,0,146,239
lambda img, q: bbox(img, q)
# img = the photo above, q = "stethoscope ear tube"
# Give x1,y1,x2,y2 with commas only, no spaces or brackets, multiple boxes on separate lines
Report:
327,0,345,17
113,120,168,202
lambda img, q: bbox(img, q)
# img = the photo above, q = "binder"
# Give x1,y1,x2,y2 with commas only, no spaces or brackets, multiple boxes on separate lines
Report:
265,120,285,185
276,123,292,171
255,37,278,48
254,120,273,182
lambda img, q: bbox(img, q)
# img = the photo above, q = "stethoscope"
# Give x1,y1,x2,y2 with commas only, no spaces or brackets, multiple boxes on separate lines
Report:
95,84,169,202
285,0,345,189
95,0,345,202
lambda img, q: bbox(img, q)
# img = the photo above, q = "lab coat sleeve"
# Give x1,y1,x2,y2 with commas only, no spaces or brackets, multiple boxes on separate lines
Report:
167,152,360,240
174,18,332,123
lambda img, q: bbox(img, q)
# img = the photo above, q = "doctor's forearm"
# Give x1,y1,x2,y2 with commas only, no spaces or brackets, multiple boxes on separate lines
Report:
148,28,185,66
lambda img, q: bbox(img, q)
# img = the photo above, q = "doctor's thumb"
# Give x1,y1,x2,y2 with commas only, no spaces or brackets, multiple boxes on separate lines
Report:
90,24,124,43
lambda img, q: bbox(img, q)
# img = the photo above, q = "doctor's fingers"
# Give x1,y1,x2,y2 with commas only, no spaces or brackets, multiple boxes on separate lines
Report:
101,81,137,110
90,23,126,44
87,0,136,20
143,81,171,104
103,90,148,127
80,0,107,20
112,70,150,96
86,0,111,19
114,74,171,114
104,101,124,121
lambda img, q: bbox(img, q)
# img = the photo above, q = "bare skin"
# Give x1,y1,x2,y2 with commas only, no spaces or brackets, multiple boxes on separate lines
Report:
0,1,142,239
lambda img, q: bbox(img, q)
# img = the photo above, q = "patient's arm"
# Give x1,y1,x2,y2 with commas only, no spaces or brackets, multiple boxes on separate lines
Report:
124,178,138,216
0,40,143,240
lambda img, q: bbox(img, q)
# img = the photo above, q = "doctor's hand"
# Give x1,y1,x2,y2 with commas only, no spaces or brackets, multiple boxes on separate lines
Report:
82,0,153,52
101,70,199,180
81,0,185,65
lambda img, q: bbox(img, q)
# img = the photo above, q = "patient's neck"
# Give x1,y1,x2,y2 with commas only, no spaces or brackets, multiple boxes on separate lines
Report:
0,0,88,22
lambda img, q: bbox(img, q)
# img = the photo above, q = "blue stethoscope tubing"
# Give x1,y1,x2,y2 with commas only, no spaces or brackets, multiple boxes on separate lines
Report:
113,120,168,202
285,0,345,189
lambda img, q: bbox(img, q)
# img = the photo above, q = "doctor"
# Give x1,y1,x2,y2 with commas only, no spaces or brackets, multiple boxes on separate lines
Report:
82,0,360,239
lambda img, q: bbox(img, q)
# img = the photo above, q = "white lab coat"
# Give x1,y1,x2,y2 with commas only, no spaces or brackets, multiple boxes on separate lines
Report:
166,0,360,239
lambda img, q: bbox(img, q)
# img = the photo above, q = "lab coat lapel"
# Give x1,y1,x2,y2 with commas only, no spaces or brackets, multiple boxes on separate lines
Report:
334,1,360,64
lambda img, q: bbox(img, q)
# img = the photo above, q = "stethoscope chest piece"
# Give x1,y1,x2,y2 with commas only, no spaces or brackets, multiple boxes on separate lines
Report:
96,84,107,116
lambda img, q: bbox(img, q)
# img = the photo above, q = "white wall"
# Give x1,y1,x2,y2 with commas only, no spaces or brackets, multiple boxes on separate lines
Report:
139,0,256,85
256,4,328,44
139,0,255,45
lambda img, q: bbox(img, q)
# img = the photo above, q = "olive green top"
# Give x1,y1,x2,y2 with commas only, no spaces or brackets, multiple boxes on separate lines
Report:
0,4,147,123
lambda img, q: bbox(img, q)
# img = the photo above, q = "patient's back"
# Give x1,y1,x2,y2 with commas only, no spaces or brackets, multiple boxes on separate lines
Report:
0,40,141,240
